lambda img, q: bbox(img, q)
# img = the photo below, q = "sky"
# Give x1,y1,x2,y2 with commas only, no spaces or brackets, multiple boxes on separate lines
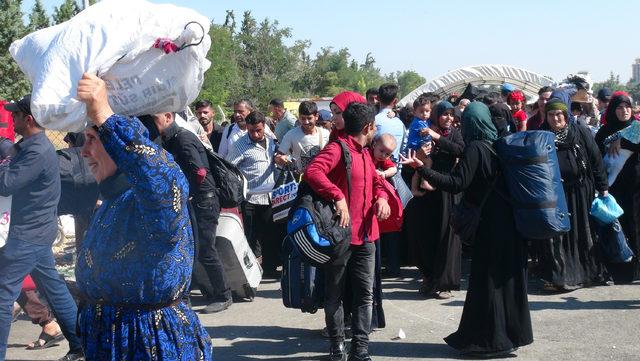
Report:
22,0,640,84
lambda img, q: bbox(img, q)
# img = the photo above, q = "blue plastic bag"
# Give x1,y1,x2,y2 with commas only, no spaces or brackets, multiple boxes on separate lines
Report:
590,194,624,225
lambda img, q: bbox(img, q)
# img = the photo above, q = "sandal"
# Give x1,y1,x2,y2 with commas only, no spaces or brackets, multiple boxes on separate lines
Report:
26,331,65,350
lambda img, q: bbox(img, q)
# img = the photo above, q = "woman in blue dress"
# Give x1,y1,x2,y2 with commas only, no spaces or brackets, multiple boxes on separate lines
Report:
74,73,213,360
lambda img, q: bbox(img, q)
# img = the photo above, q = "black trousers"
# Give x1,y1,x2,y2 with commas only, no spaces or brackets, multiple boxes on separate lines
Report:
241,202,283,275
192,196,231,302
324,241,376,354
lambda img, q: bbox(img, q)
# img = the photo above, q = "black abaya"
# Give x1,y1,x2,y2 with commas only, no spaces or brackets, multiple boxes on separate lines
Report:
420,141,533,353
539,122,608,289
407,129,464,293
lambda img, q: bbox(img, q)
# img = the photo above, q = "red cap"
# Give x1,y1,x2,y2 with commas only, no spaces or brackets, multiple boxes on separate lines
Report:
507,90,525,103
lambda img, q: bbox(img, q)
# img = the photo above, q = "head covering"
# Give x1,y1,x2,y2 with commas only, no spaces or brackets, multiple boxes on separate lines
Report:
545,99,569,117
461,102,498,143
604,91,633,128
597,87,612,101
433,101,454,136
507,90,525,103
488,103,515,137
548,88,575,123
3,94,32,115
501,83,515,96
434,101,454,119
331,91,366,112
318,109,332,122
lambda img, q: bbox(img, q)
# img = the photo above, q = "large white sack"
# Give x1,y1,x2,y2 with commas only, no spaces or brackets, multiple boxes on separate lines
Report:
10,0,211,132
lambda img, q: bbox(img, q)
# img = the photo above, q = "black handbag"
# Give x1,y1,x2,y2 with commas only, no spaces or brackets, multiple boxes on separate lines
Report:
597,220,634,264
450,177,496,245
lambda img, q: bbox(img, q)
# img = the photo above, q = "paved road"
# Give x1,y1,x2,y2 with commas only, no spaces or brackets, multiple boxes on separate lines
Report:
6,267,640,361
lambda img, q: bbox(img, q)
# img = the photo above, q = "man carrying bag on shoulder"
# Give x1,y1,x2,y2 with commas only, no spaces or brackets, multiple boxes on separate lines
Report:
305,102,390,361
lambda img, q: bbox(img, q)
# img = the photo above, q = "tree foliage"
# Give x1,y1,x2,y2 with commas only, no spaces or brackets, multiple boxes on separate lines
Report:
0,0,30,100
53,0,79,24
593,71,640,105
28,0,50,32
198,10,413,110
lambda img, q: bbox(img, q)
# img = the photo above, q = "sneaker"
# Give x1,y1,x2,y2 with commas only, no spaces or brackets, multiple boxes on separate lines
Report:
201,299,232,314
436,291,453,299
57,351,85,361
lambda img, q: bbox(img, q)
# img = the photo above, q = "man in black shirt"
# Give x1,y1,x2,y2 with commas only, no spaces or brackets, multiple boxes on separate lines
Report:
149,111,232,314
194,100,224,153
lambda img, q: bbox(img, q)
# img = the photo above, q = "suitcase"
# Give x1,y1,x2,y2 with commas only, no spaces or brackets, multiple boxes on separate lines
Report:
216,211,262,301
281,236,324,313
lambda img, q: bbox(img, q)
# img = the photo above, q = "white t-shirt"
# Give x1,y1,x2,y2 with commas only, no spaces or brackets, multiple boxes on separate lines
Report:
278,126,330,172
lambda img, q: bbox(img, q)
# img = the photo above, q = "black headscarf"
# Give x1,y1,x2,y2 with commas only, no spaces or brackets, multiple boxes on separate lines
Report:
488,103,515,138
595,92,634,147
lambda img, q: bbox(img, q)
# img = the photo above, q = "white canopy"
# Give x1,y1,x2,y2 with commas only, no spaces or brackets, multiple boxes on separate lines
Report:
399,64,554,106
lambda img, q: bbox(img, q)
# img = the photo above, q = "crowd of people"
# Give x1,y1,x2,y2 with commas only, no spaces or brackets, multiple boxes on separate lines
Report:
0,74,638,361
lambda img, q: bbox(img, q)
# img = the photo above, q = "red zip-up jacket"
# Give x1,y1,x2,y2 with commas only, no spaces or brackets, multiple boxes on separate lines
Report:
305,136,388,245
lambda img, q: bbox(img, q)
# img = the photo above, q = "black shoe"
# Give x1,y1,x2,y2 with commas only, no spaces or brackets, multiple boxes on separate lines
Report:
57,351,85,361
201,299,232,314
348,352,372,361
329,342,347,361
462,347,517,359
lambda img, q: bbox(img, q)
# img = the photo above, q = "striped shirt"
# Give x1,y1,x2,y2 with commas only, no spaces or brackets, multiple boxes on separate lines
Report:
226,134,276,205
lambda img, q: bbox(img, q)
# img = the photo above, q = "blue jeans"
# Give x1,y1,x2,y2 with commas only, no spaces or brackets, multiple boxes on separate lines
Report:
0,239,82,358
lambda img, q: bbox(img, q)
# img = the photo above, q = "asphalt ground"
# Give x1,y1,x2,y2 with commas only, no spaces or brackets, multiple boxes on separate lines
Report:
6,266,640,361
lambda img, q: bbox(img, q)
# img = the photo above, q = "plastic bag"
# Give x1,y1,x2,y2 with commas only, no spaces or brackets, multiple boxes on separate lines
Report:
590,194,624,225
9,0,211,132
603,149,632,186
271,170,299,222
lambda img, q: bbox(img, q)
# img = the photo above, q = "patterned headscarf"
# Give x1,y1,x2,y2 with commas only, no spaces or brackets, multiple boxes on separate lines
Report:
461,102,498,143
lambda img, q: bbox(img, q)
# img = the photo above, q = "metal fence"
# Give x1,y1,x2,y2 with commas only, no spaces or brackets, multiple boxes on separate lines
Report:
46,130,69,150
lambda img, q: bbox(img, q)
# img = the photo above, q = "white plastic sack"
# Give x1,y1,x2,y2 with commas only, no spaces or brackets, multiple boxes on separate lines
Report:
0,196,11,248
10,0,211,132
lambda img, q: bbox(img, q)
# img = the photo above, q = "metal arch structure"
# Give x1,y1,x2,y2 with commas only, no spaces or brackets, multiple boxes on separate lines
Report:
399,64,555,106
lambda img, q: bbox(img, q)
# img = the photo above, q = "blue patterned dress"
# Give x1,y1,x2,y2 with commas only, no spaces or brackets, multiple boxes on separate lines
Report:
75,115,213,360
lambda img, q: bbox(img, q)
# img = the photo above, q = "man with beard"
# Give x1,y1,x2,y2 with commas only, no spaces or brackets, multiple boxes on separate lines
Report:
194,100,224,152
219,99,253,159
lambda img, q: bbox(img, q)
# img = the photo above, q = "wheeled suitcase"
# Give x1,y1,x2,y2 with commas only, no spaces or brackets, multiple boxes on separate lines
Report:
216,211,262,301
281,236,324,313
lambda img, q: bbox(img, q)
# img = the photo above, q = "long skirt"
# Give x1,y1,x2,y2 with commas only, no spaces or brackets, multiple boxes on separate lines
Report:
79,301,213,360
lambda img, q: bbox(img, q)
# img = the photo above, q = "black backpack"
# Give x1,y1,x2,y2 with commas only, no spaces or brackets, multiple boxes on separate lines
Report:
205,148,247,208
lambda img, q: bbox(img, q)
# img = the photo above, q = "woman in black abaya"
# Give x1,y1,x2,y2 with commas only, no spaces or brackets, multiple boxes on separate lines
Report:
406,101,464,299
539,99,608,291
594,92,640,283
402,102,532,358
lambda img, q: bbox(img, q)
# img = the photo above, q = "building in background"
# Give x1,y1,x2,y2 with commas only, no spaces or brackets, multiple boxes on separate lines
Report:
632,58,640,85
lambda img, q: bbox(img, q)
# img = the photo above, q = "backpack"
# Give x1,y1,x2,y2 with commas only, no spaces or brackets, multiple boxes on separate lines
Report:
286,140,352,266
493,130,570,239
205,148,247,208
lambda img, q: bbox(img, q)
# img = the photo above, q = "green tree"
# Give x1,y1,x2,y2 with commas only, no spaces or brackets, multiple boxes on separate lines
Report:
0,0,30,101
28,0,50,32
392,70,426,98
198,24,242,110
53,0,79,24
234,11,308,108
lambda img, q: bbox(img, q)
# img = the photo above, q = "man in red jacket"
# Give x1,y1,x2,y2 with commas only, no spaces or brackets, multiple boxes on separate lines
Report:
305,102,390,361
